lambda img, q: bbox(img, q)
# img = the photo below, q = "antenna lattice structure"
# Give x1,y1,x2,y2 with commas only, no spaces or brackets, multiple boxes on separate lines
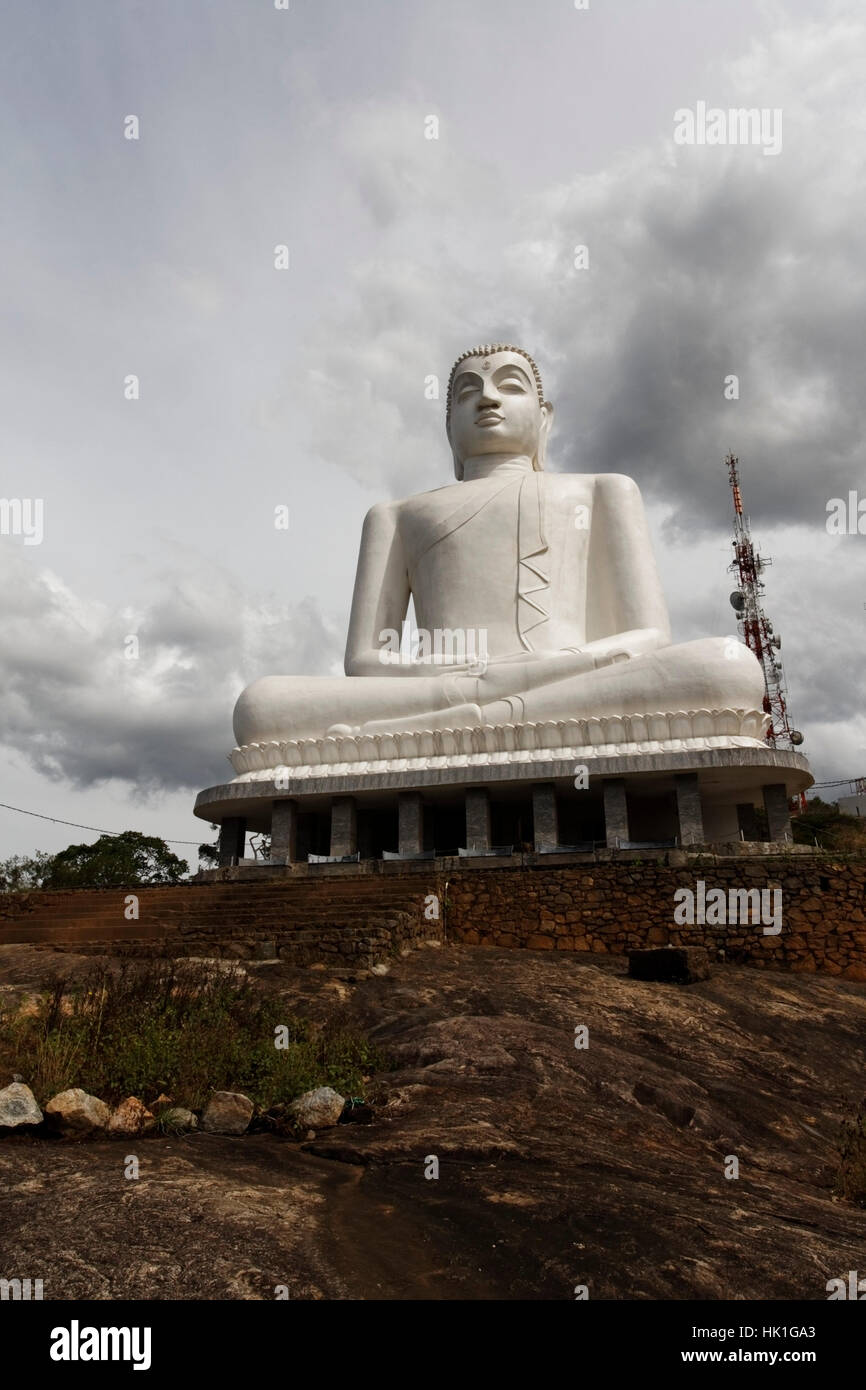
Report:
726,454,803,751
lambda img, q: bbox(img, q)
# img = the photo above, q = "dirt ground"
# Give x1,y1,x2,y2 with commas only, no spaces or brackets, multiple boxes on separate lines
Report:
1,941,865,1300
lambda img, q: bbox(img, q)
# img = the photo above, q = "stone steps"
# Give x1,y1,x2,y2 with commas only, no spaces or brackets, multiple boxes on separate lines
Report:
1,886,421,910
0,880,429,928
0,877,438,965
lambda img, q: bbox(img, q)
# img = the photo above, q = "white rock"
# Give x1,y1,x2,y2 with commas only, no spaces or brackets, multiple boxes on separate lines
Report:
289,1086,345,1130
44,1088,110,1136
0,1081,43,1129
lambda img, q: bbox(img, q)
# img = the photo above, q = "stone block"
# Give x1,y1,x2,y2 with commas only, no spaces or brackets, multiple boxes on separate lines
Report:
628,946,710,984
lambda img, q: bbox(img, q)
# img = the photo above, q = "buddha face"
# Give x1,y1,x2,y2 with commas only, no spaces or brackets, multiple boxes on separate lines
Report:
447,350,553,478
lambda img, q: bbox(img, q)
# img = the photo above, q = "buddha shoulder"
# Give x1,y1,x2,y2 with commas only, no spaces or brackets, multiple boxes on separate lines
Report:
361,482,452,524
544,471,642,499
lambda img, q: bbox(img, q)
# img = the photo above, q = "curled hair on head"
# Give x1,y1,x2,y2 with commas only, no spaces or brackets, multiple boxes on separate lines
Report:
445,343,545,428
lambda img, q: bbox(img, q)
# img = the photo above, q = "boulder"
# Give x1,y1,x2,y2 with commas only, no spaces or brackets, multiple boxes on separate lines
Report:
200,1091,254,1135
161,1107,198,1133
628,946,710,984
44,1088,110,1137
108,1097,154,1136
0,1081,43,1130
288,1086,345,1130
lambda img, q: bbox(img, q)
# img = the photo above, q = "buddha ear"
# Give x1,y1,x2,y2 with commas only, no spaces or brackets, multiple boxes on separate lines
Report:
535,400,554,471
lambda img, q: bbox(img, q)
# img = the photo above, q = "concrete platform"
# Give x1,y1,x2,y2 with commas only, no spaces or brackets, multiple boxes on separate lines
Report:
196,746,810,822
194,746,813,863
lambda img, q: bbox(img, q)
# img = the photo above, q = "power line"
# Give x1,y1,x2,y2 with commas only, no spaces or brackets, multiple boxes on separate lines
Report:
0,801,206,847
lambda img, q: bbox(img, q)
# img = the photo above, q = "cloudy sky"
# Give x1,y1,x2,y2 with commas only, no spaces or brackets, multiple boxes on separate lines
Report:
1,0,864,868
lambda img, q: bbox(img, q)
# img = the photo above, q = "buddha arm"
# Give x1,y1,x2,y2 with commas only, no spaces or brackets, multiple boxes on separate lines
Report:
585,472,672,649
487,629,667,682
471,630,666,704
345,502,415,677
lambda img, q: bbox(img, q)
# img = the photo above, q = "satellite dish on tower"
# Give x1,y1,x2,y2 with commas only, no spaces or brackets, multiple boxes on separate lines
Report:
729,591,745,612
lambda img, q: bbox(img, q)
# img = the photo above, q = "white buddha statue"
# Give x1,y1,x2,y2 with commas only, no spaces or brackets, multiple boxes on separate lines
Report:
231,344,766,773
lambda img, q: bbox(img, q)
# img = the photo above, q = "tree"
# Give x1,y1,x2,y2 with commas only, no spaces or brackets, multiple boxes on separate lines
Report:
45,831,188,889
0,851,54,892
198,823,220,869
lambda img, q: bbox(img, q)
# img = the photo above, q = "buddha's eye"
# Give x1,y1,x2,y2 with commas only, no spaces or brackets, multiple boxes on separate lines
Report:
499,376,527,391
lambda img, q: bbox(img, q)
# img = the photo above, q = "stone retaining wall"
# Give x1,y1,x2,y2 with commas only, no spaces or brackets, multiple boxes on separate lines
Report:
2,852,864,978
444,854,866,978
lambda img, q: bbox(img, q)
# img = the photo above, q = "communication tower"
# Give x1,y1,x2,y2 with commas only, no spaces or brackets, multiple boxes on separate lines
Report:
726,453,803,751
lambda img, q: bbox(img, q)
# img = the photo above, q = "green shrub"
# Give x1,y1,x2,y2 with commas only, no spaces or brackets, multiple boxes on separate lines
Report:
0,960,382,1114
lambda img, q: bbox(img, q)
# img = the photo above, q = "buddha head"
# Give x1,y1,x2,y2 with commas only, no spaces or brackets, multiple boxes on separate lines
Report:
446,343,553,481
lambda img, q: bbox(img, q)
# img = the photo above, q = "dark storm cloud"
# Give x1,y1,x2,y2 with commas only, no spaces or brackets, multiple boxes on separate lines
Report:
0,554,343,792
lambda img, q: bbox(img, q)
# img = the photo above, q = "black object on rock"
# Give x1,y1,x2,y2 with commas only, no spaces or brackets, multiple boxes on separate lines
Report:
628,946,710,984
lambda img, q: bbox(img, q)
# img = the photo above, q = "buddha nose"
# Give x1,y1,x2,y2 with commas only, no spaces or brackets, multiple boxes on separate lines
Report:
478,380,501,408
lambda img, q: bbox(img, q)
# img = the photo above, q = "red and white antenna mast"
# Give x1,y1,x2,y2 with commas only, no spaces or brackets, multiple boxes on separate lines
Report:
726,453,803,751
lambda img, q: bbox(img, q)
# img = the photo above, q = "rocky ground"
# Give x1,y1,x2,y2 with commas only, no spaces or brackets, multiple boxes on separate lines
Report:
1,941,865,1300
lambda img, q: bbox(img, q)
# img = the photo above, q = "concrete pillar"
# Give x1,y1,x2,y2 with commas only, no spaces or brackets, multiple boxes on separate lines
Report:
674,772,704,846
465,787,492,853
270,800,298,864
357,811,376,861
532,782,559,851
398,792,424,857
218,817,246,867
763,783,792,843
736,802,760,841
602,779,629,849
330,797,358,857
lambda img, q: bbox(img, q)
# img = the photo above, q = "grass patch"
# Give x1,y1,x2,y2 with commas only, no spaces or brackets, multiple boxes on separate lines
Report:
0,960,382,1114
